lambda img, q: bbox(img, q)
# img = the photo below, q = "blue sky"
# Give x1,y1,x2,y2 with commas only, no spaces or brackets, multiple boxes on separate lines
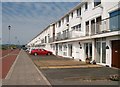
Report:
2,2,79,45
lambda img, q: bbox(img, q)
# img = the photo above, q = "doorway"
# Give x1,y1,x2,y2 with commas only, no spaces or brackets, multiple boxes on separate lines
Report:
112,40,120,68
68,44,72,57
84,43,92,60
95,38,106,64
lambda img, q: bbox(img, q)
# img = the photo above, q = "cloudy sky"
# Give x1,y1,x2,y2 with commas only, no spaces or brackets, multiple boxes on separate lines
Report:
2,1,79,45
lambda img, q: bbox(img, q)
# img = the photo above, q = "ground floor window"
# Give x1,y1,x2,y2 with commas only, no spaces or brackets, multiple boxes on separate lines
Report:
63,44,67,56
59,44,62,51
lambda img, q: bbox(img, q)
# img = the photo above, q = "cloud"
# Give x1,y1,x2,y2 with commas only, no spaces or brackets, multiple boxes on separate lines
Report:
2,0,80,2
2,2,79,44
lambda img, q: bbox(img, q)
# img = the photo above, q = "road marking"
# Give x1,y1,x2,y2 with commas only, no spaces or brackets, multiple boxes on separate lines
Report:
40,65,102,69
5,50,21,80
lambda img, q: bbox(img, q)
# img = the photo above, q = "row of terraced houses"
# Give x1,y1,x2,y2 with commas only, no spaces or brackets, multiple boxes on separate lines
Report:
27,0,120,69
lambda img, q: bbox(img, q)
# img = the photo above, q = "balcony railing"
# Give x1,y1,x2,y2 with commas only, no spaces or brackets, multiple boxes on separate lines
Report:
55,30,84,41
90,15,120,35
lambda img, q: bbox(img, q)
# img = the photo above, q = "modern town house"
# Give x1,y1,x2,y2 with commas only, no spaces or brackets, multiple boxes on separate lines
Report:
27,0,120,69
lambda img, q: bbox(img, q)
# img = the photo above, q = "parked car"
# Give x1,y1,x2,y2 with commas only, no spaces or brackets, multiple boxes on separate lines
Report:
28,48,35,54
30,49,52,56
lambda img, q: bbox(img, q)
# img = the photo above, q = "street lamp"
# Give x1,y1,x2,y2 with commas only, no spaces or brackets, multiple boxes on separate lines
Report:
8,25,11,50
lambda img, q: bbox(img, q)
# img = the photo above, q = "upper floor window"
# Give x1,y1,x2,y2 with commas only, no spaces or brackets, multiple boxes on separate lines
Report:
58,21,61,27
71,12,73,18
66,15,69,22
72,24,81,31
85,2,88,10
55,23,57,28
94,0,101,7
62,18,64,24
77,8,81,16
45,36,47,43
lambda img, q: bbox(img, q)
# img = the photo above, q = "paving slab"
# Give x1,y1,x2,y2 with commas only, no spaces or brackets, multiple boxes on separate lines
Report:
2,50,51,86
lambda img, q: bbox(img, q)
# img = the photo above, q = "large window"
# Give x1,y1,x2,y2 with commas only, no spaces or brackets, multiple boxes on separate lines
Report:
63,29,69,39
94,0,101,7
110,9,120,31
71,24,81,31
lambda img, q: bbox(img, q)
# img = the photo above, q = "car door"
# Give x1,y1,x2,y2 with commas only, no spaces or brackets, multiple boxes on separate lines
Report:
38,49,42,55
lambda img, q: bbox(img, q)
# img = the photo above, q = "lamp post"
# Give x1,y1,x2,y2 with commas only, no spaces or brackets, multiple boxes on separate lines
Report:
8,25,11,50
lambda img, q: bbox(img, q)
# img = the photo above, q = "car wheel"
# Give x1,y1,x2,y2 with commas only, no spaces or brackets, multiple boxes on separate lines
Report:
47,53,51,55
34,53,38,56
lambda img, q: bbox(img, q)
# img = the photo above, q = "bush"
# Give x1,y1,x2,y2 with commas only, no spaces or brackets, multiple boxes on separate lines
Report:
109,74,120,81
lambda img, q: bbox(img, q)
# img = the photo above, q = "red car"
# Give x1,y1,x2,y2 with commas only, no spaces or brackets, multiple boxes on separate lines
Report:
31,49,52,56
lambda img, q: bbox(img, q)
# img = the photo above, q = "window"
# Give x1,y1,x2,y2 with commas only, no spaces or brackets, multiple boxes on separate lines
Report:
59,45,62,51
63,29,69,39
66,15,69,22
58,21,61,27
62,18,64,24
57,32,61,40
86,21,89,36
56,23,57,28
48,34,50,43
85,2,88,10
71,12,73,18
110,9,120,31
71,24,81,31
45,36,47,43
94,0,101,7
77,8,81,16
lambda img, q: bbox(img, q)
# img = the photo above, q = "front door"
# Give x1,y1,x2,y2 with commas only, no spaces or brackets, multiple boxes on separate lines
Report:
56,43,58,55
112,40,120,68
68,44,72,57
84,43,92,60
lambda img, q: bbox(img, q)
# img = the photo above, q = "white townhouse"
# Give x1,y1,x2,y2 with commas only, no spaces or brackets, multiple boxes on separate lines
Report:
27,0,120,69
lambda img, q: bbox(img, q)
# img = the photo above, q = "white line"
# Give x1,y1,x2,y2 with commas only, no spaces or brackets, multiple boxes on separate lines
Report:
5,50,21,80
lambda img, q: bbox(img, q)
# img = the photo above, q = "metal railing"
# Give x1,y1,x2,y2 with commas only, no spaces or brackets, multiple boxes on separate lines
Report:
55,30,84,41
90,15,120,35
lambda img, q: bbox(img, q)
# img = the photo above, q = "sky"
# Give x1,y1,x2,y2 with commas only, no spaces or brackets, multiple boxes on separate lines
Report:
2,1,79,45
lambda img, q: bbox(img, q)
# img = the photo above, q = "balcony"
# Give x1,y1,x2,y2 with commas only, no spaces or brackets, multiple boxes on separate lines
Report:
89,15,120,35
55,30,84,41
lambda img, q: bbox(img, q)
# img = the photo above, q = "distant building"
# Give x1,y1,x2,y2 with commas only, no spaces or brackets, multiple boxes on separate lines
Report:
27,0,120,69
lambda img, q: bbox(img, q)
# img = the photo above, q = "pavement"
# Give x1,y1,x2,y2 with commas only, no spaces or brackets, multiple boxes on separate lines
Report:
2,50,51,86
